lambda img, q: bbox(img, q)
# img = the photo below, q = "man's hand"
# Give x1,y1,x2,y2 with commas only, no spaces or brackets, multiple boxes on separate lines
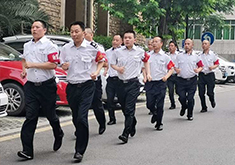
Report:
147,74,152,82
20,71,27,79
194,68,200,73
62,62,70,71
117,66,125,74
209,66,213,71
24,62,34,69
175,68,181,74
162,76,168,82
90,72,98,80
103,70,108,77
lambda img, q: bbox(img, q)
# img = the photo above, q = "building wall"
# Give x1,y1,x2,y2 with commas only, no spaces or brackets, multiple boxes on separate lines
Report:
108,16,133,37
38,0,62,32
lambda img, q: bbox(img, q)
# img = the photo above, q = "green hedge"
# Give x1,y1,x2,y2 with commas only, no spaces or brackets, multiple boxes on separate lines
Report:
93,35,112,50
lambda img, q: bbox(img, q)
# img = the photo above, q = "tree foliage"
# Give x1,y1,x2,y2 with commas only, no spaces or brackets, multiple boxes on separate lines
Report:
0,0,49,38
96,0,235,42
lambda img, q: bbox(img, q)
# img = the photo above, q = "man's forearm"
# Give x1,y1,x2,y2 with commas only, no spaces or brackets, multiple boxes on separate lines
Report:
95,61,104,74
144,62,150,75
29,62,57,69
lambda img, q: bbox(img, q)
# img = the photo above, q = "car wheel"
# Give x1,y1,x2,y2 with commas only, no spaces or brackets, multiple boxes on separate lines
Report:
3,83,25,116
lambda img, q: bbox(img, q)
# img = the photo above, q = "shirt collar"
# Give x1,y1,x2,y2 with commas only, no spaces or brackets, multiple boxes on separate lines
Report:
112,46,121,50
185,50,195,55
31,36,47,44
71,38,87,48
153,49,164,55
124,44,137,50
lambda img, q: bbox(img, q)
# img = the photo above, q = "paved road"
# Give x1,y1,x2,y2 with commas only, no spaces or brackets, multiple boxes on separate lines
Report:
0,84,235,165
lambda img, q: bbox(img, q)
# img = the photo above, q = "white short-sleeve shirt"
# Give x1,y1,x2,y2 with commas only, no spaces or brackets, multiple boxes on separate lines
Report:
175,51,203,79
106,47,118,77
22,36,59,82
200,50,219,74
110,45,148,80
60,39,104,84
149,49,174,81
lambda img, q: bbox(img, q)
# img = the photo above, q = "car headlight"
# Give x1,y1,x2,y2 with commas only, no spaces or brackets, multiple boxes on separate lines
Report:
228,66,234,70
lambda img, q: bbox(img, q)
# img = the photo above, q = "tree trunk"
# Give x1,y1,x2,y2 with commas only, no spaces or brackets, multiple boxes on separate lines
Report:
185,14,189,39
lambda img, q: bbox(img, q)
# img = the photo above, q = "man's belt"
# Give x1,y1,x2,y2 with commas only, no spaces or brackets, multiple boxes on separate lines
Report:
28,77,55,86
108,76,119,80
69,80,93,87
120,77,138,83
179,75,197,81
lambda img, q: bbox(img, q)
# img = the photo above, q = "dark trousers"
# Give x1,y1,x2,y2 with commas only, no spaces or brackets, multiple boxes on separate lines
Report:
92,76,106,128
66,80,95,155
21,80,63,156
167,74,177,106
117,80,140,136
146,80,166,127
106,76,119,122
198,72,215,110
177,76,197,118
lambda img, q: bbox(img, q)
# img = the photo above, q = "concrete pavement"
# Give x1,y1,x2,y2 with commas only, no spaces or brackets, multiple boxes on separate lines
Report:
0,84,235,164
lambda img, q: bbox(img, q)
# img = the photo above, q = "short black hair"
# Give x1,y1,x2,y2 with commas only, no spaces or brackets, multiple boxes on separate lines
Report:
34,20,47,29
169,40,177,47
114,34,123,40
123,30,136,38
153,36,163,43
69,21,85,31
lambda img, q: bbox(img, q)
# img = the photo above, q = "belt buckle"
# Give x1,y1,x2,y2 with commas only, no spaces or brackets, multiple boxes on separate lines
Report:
186,78,190,81
34,82,42,86
123,80,128,83
77,83,82,87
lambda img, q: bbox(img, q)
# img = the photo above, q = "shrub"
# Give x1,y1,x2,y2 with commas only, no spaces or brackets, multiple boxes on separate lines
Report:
93,35,112,50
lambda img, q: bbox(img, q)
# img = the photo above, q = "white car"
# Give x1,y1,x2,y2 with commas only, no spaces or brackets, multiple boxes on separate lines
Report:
0,83,8,117
214,65,228,84
218,56,235,82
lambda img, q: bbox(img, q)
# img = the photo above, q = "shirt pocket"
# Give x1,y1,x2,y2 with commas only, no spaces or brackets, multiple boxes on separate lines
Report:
157,59,165,70
134,55,141,67
38,51,47,62
81,56,92,69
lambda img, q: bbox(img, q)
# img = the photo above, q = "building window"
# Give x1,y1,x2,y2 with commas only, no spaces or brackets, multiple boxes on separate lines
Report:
223,26,230,40
231,26,235,40
194,25,201,39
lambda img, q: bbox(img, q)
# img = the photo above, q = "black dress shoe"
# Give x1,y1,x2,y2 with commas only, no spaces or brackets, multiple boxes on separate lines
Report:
53,131,64,151
74,152,83,162
107,120,116,125
99,126,106,135
155,124,163,131
169,105,176,110
188,117,193,121
130,127,136,137
200,109,207,113
17,151,33,160
211,101,216,108
151,115,157,124
180,109,186,116
118,135,128,143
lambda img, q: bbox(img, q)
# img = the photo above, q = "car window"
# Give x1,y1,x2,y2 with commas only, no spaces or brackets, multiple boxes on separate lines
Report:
0,44,21,61
51,39,69,47
6,42,25,54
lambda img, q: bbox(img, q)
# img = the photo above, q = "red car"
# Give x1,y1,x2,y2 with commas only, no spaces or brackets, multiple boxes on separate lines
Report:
0,43,68,116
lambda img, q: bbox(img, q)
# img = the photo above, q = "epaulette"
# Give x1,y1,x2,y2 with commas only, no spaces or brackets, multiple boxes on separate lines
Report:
90,41,98,49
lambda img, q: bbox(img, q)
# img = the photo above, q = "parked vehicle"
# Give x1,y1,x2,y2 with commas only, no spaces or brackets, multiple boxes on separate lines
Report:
0,43,68,116
3,35,72,53
217,56,235,83
214,65,228,84
0,82,8,117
